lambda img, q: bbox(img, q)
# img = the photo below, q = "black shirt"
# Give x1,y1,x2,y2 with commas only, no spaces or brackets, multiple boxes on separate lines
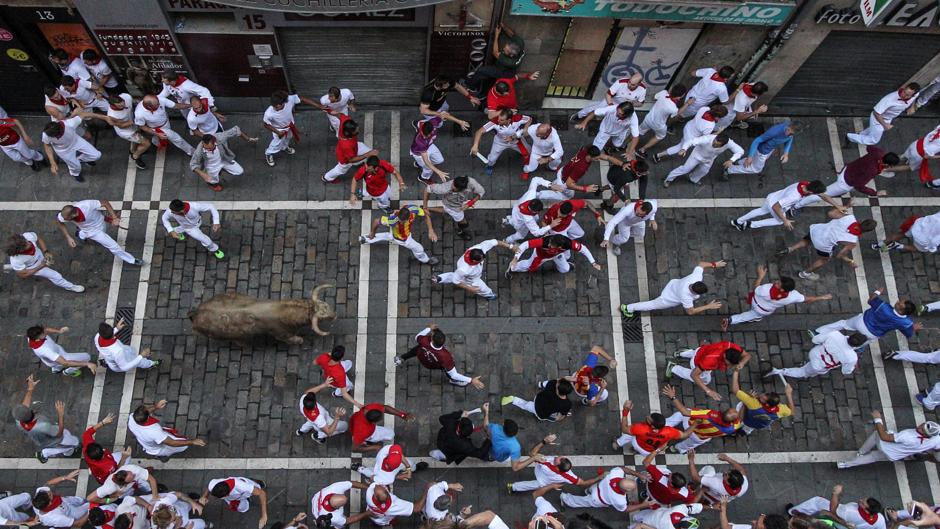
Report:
436,411,491,464
534,380,572,421
607,164,648,200
420,84,450,112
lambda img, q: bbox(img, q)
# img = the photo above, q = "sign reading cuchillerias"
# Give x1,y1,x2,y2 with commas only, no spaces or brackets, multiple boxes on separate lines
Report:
209,0,446,12
859,0,902,25
510,0,794,25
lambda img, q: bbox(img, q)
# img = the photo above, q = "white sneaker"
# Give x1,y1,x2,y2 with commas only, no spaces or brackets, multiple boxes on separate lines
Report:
798,270,820,281
265,155,275,167
286,146,296,155
612,245,622,256
68,285,85,293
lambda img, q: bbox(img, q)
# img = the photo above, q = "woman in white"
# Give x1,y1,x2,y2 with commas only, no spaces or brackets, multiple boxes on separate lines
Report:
6,232,84,292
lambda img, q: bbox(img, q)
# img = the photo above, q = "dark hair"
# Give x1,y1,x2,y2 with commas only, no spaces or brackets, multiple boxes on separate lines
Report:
397,207,413,221
43,85,60,98
494,81,510,94
328,86,341,99
557,457,573,472
764,392,780,407
161,70,178,82
527,199,544,213
750,81,768,95
431,329,446,347
468,249,485,262
779,276,796,291
331,345,345,360
109,94,125,105
650,413,666,429
60,75,76,87
169,199,185,213
636,201,653,214
847,332,868,348
547,235,571,251
718,65,735,79
634,159,649,173
503,419,518,437
764,515,788,529
27,325,44,340
113,470,131,485
5,234,28,257
211,480,232,498
559,202,574,215
366,156,380,168
669,83,687,98
670,472,687,489
86,442,105,460
315,514,334,529
82,49,101,61
594,365,610,378
616,101,634,116
453,175,469,191
433,495,452,512
714,133,730,146
99,322,115,339
50,48,69,61
709,105,729,118
906,82,921,92
726,469,745,489
901,300,917,316
690,282,708,295
456,417,474,437
586,145,601,157
859,219,877,233
865,498,883,515
724,347,743,364
805,180,827,194
303,391,317,409
201,134,216,145
270,90,288,106
432,75,454,88
132,405,150,424
365,409,383,423
498,108,513,121
43,121,65,137
342,119,358,138
883,153,900,166
88,507,107,526
114,514,132,529
32,490,51,510
556,379,574,395
420,120,435,136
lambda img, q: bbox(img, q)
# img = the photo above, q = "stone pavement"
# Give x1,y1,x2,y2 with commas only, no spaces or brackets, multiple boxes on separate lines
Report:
0,105,938,528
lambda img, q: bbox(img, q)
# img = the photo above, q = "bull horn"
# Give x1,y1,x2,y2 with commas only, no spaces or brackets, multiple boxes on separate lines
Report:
311,316,329,336
311,284,335,302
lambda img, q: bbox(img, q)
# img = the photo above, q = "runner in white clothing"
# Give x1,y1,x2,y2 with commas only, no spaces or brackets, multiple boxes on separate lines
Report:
355,443,424,485
0,491,35,526
688,452,749,505
637,85,689,157
838,411,940,468
352,483,425,527
149,492,207,529
846,83,920,146
79,93,150,169
896,124,940,181
311,481,367,529
600,200,658,256
0,116,46,171
508,234,599,275
574,73,647,119
42,116,102,181
508,456,601,492
26,324,96,376
31,471,90,529
522,123,564,179
201,477,268,529
129,400,206,460
765,330,866,380
6,232,84,292
575,101,639,156
620,260,726,317
559,466,646,512
716,81,768,130
721,264,831,330
679,66,733,118
162,199,225,259
503,176,563,243
134,94,193,156
471,110,532,176
87,464,157,503
94,319,157,372
422,481,464,522
49,49,92,82
434,239,517,299
663,133,743,187
59,75,108,113
871,211,940,254
777,212,877,281
789,485,887,529
654,105,727,163
81,50,118,93
262,90,319,166
159,70,214,118
631,503,704,529
186,95,225,138
315,86,356,133
732,180,845,231
55,199,142,265
296,378,349,442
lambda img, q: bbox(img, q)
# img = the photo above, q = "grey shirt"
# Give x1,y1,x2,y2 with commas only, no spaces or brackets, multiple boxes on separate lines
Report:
427,177,485,212
15,413,62,448
189,125,241,171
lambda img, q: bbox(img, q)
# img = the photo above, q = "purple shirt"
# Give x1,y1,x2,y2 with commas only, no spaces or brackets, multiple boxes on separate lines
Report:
410,116,442,154
843,145,886,197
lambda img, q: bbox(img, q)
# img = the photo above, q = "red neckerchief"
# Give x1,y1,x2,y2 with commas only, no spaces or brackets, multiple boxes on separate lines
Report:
669,96,682,105
171,75,187,88
848,222,863,236
49,93,67,105
723,479,742,495
702,112,716,122
222,478,237,499
670,513,687,527
140,416,160,426
29,338,46,349
898,88,913,102
371,494,392,513
710,72,727,83
609,478,626,495
796,180,812,196
541,462,579,484
98,335,118,347
20,243,36,256
182,202,191,214
140,416,182,437
741,83,755,98
90,503,116,525
633,200,646,215
463,250,482,266
20,418,37,431
40,494,63,512
302,402,320,422
762,402,780,414
857,506,878,525
320,493,337,512
769,285,789,300
73,208,86,223
195,99,210,115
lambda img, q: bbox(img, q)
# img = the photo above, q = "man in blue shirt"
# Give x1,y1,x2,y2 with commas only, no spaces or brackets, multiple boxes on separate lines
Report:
815,288,921,344
482,402,551,471
724,120,802,179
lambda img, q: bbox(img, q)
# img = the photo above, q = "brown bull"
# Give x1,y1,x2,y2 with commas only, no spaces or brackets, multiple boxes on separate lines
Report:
189,284,335,344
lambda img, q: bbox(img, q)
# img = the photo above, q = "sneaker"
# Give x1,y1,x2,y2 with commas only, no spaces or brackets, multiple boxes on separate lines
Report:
64,370,82,378
916,393,928,408
619,304,634,318
29,161,42,172
35,451,48,464
426,256,439,265
418,173,432,182
775,247,791,257
500,396,515,406
806,329,817,338
506,482,514,494
798,270,820,281
918,304,930,316
484,165,494,176
68,285,85,293
482,293,498,300
74,174,85,183
692,179,704,186
785,503,795,515
132,156,147,169
285,146,296,155
664,361,676,379
662,179,671,188
411,120,420,131
520,172,529,180
612,245,621,256
501,216,510,227
414,462,429,472
762,368,781,379
295,429,304,437
651,153,662,164
882,350,898,360
432,275,441,284
731,219,745,232
720,168,730,181
842,133,851,148
635,148,647,159
413,161,420,169
355,188,363,199
312,434,325,444
265,155,275,167
208,183,223,192
926,181,940,189
886,241,903,252
393,356,403,366
730,121,749,130
611,439,621,451
177,233,186,241
149,360,161,368
213,250,225,259
132,258,144,266
504,268,512,279
85,161,96,166
870,242,885,251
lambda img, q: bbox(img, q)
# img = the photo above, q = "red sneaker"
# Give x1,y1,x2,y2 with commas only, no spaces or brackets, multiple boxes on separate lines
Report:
520,172,529,180
208,183,223,192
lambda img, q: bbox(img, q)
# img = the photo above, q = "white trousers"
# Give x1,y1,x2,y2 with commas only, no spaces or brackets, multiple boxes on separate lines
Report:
511,250,572,274
839,431,891,467
412,145,444,180
30,266,79,290
181,227,219,252
524,151,562,173
266,130,291,155
610,222,646,246
816,313,878,342
50,351,92,375
927,300,940,313
205,161,244,184
330,359,355,396
364,425,396,444
789,497,830,517
82,229,136,264
535,170,575,202
665,155,715,183
550,219,585,240
299,419,349,439
626,279,681,313
560,487,605,509
326,143,371,182
729,301,774,325
157,127,194,156
893,349,940,364
639,116,668,140
365,233,429,263
795,170,851,208
55,137,101,177
847,113,886,146
671,349,712,384
593,129,628,150
903,141,925,171
0,492,33,523
922,382,940,410
665,412,709,452
366,188,392,209
486,139,522,166
736,202,784,229
42,429,80,458
1,138,43,165
778,361,830,379
614,433,651,456
727,150,771,175
437,272,493,297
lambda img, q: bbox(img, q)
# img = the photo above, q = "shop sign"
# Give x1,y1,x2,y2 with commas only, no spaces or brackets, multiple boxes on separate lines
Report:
816,1,940,27
509,0,795,25
861,0,900,25
210,0,452,13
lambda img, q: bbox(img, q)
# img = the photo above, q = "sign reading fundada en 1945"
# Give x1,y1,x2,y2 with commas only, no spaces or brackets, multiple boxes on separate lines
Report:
208,0,445,12
510,0,795,25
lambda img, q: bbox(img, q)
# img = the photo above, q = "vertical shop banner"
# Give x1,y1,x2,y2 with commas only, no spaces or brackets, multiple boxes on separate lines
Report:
592,26,700,101
37,23,97,57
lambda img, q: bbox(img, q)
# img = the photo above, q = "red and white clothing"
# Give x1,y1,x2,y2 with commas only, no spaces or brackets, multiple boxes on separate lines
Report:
631,503,704,529
510,459,580,492
543,199,588,240
94,464,152,500
0,492,35,525
680,67,730,118
902,211,940,253
538,146,595,202
186,106,221,136
32,488,89,528
841,427,940,467
729,282,806,325
28,334,90,375
671,341,742,385
772,330,858,379
83,427,122,484
640,90,681,140
486,77,520,112
315,353,354,394
437,239,499,298
644,465,695,507
45,92,72,121
298,393,348,440
524,123,564,172
42,115,101,177
58,200,137,264
559,467,630,511
263,93,301,155
736,181,816,230
320,88,355,132
364,483,414,526
505,176,556,243
423,481,453,521
85,59,118,89
577,78,647,118
0,118,43,166
806,214,863,256
356,444,411,485
327,113,373,182
665,134,743,184
592,104,639,150
134,97,194,155
665,107,718,156
207,477,261,513
848,88,918,146
903,124,940,173
8,231,80,291
56,56,92,82
354,159,396,209
61,79,108,113
481,113,530,166
511,236,595,274
115,496,148,529
717,84,760,129
311,481,352,528
94,329,155,372
128,415,190,458
161,201,221,253
624,266,704,313
789,499,886,529
698,466,748,504
150,492,205,529
412,327,473,385
159,76,214,109
107,94,143,143
603,199,658,247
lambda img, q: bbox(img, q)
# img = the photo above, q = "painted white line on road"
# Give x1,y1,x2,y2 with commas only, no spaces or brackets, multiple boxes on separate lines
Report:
386,111,400,432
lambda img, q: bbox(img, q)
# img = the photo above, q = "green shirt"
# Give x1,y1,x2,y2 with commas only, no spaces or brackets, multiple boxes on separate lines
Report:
497,33,525,69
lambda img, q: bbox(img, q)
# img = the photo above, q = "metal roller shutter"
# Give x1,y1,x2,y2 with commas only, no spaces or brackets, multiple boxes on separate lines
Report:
771,31,940,115
279,27,427,106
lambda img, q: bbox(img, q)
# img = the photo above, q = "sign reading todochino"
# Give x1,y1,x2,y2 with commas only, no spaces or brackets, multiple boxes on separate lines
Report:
210,0,447,12
510,0,795,25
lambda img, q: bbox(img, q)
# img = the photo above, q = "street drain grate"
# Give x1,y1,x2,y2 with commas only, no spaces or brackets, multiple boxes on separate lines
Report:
115,307,134,342
622,315,642,343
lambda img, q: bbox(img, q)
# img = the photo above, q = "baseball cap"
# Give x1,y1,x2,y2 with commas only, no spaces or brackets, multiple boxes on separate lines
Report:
381,444,403,471
924,421,940,437
12,405,33,422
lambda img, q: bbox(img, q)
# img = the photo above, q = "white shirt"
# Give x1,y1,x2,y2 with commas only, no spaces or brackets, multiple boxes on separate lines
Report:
596,467,629,512
298,394,330,429
9,232,45,271
320,89,354,113
107,94,138,138
186,109,220,135
604,200,657,241
608,79,647,105
207,477,257,502
595,104,639,137
451,239,498,283
263,94,302,130
749,283,805,314
128,417,180,455
159,78,213,107
94,331,140,372
908,212,940,253
32,488,87,528
483,114,529,143
134,97,177,129
115,495,149,529
834,503,887,529
766,181,808,211
664,266,704,309
62,79,99,106
644,90,679,130
527,124,563,159
873,89,917,122
44,94,71,121
86,60,117,88
685,106,718,138
701,473,749,503
162,202,221,233
512,177,555,236
204,147,223,174
686,68,730,107
534,460,580,485
365,483,413,519
29,335,67,368
532,497,557,519
311,481,352,528
95,464,151,499
809,330,859,375
809,215,859,253
150,493,191,529
731,85,759,114
877,428,940,461
42,116,83,151
58,199,107,235
916,124,940,157
368,444,407,485
640,504,705,529
423,481,450,521
682,134,744,163
59,57,92,82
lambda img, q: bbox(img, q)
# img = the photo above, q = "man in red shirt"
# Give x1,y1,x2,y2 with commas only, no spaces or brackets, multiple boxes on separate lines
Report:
324,114,378,183
666,341,750,401
83,412,131,484
542,199,604,240
614,400,694,455
314,345,361,407
641,448,698,507
537,145,625,202
394,323,484,389
349,155,406,212
349,402,415,453
0,116,46,171
508,234,601,275
484,72,539,118
793,147,902,210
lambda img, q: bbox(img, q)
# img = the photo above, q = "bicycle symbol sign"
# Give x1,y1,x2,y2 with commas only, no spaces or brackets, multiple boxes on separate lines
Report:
602,27,679,92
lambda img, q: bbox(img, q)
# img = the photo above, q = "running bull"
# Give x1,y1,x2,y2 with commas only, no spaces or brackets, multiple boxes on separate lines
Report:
189,284,336,343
